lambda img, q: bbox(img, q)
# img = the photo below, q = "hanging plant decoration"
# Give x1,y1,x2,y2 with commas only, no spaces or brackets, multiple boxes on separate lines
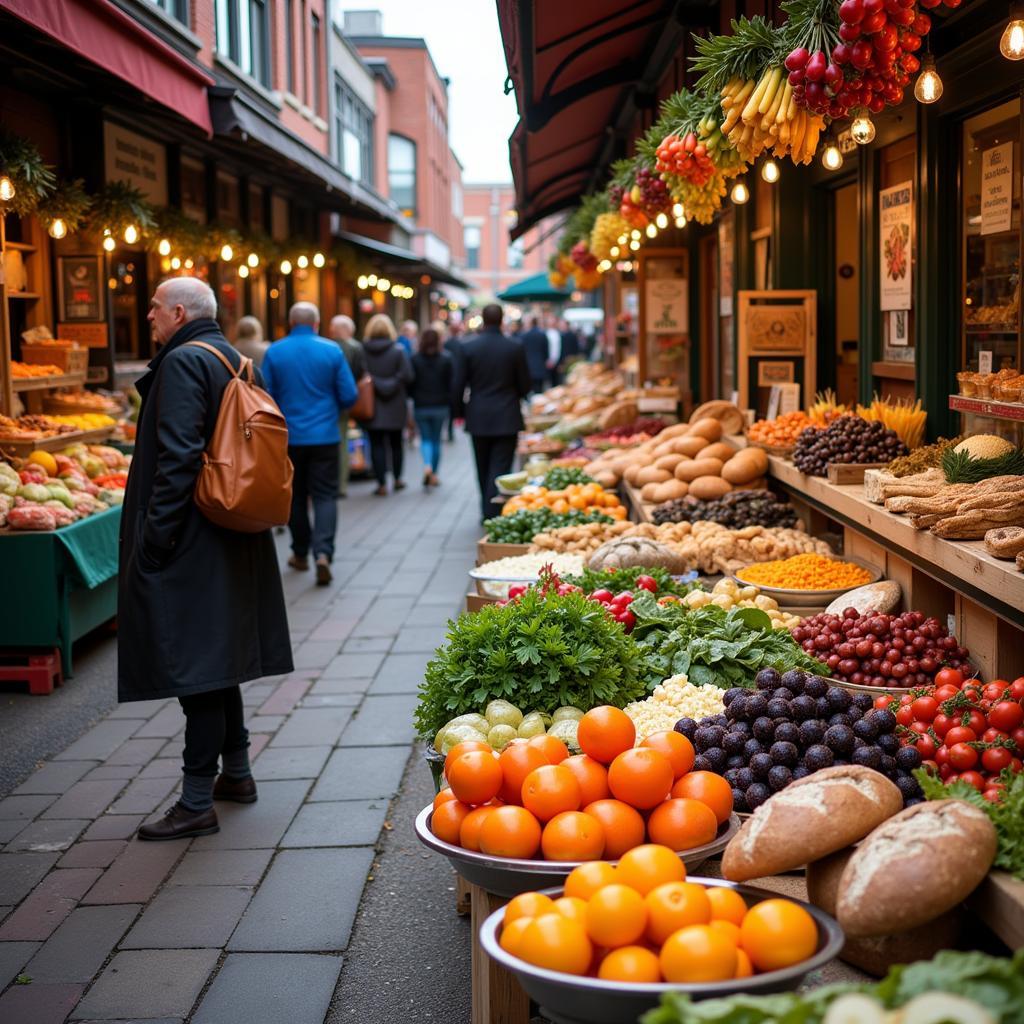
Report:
37,179,92,234
0,128,56,217
86,182,156,239
151,207,206,256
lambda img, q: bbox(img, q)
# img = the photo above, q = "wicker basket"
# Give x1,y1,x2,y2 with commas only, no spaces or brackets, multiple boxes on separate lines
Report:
21,343,88,375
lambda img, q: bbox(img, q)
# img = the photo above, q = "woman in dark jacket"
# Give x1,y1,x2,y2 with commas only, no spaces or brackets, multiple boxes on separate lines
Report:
361,313,414,495
410,328,453,487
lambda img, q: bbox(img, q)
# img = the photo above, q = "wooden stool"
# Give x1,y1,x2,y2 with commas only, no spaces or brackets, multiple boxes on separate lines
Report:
470,883,531,1024
455,874,472,916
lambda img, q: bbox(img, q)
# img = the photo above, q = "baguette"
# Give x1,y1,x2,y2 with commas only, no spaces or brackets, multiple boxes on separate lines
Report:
909,513,946,530
931,506,1024,539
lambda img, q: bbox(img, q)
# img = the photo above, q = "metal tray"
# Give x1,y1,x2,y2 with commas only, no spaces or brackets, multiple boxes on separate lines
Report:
478,879,845,1024
733,556,883,608
414,805,739,898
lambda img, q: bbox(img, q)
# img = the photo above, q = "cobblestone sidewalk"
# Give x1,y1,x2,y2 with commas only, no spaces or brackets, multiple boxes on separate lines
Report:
0,438,481,1024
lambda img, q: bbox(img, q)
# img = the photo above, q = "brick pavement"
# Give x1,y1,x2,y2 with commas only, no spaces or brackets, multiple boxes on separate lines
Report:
0,438,482,1023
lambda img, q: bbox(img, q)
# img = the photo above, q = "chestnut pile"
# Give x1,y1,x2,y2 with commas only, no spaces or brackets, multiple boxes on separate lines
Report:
651,490,799,529
793,416,907,476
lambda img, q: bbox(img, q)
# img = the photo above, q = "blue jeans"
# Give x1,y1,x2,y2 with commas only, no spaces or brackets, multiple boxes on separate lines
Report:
414,406,448,473
288,443,339,562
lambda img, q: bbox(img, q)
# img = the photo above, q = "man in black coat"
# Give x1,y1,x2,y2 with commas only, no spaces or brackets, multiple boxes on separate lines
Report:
520,316,550,395
452,303,530,521
118,277,293,841
559,318,581,371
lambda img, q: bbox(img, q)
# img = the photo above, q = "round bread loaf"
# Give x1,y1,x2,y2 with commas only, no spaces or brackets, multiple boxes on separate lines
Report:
721,765,903,881
836,799,996,937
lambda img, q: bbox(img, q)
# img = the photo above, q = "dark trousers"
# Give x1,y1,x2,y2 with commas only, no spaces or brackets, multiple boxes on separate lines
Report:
179,686,248,779
530,377,546,395
288,442,339,562
472,434,518,521
368,428,404,486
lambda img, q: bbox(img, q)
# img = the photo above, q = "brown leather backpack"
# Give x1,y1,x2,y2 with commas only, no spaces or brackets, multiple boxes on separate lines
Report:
186,341,293,532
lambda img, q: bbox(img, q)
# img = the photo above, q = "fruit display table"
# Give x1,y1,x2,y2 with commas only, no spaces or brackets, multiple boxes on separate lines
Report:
0,505,121,677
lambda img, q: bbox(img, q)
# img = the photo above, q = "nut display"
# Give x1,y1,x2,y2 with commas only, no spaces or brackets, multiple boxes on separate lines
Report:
793,416,908,476
651,489,799,529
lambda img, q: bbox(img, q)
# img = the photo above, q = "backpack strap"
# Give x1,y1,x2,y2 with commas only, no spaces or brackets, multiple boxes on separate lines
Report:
186,340,253,382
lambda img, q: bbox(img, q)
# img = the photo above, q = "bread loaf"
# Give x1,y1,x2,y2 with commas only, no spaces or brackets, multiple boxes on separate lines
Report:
687,417,724,442
699,442,737,463
674,436,708,458
689,476,733,500
675,457,725,483
836,799,997,937
721,766,902,881
984,526,1024,559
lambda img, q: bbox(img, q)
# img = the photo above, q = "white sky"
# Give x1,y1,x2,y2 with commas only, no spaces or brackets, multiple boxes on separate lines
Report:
343,1,518,184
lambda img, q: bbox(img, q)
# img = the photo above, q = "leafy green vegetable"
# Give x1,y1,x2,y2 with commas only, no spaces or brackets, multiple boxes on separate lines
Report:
634,603,824,690
415,587,647,739
915,767,1024,880
562,566,701,599
541,466,595,489
482,507,613,544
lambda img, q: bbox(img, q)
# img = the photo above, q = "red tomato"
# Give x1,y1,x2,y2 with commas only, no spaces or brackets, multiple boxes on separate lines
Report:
983,788,1003,803
934,685,959,702
939,763,954,780
909,721,929,736
590,589,614,604
966,710,988,736
899,693,914,705
1010,728,1024,754
920,758,938,774
896,706,914,726
1012,757,1023,773
948,743,978,771
931,714,954,738
945,726,977,747
983,682,1007,702
989,701,1024,733
983,728,1009,745
962,687,982,705
910,696,938,722
634,575,658,592
957,770,986,792
935,667,964,689
982,746,1013,774
934,744,950,766
1010,679,1024,701
914,735,937,759
874,695,895,710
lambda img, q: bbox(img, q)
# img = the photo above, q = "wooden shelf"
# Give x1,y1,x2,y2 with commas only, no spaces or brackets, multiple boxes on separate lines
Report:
7,292,41,300
3,241,36,253
949,394,1024,422
0,425,115,457
12,371,87,393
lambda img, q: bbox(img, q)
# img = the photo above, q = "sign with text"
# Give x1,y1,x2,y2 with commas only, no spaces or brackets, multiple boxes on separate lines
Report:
981,142,1013,236
58,323,109,350
645,277,689,334
879,181,912,311
104,122,167,205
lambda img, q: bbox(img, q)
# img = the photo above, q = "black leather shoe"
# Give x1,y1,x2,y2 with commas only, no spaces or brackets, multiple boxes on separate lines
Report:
137,801,219,841
214,774,258,803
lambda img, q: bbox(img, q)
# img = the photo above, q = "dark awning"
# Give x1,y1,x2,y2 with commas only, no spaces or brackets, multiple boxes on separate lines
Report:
498,0,716,238
497,271,570,302
336,230,471,289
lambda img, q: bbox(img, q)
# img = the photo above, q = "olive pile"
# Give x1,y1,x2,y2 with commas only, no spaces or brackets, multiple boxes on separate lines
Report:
793,417,908,477
673,668,923,812
651,489,799,529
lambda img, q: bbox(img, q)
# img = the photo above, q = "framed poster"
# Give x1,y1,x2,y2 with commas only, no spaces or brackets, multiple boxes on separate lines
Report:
879,181,912,311
757,360,795,386
58,256,103,322
981,142,1013,236
889,310,910,346
645,276,688,334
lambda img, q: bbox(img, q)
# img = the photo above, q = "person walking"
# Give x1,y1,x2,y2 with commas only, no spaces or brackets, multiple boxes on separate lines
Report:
410,327,453,488
328,314,366,499
559,317,581,374
234,315,270,368
544,314,563,387
520,316,550,395
397,319,418,356
442,322,463,442
119,276,293,841
452,302,530,521
362,313,414,495
262,302,357,586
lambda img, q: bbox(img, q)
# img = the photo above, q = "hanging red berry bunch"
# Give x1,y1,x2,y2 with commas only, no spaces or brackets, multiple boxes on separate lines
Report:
655,133,715,186
570,240,598,272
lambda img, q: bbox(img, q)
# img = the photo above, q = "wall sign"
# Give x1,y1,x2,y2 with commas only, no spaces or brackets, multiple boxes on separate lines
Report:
57,256,103,322
58,323,109,350
104,122,167,205
889,310,910,346
879,181,912,311
981,142,1013,236
645,277,688,334
978,349,993,374
758,361,795,386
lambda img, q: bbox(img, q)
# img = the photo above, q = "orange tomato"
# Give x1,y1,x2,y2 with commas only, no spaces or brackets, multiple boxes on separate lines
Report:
585,884,648,948
541,811,605,862
521,764,582,822
615,844,686,896
552,895,589,926
640,731,696,779
646,798,719,851
458,806,495,851
564,860,618,901
433,787,456,810
660,924,738,983
518,913,592,976
499,916,533,958
447,750,502,806
561,755,610,806
444,739,491,778
478,805,542,859
607,748,674,810
609,506,627,521
582,799,645,859
430,799,471,845
644,881,712,945
709,919,741,946
498,743,548,805
577,706,636,765
671,770,735,825
505,891,556,925
527,733,570,765
734,948,754,978
739,899,818,972
597,945,662,983
707,886,748,927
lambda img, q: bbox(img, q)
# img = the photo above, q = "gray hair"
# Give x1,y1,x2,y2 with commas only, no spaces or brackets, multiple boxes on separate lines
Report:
401,320,418,337
329,314,355,340
235,315,264,342
158,276,217,321
289,301,320,326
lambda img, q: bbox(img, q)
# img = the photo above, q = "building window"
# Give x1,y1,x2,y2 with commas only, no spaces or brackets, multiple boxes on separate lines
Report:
508,239,524,269
215,0,270,86
388,134,416,215
151,0,188,23
284,0,294,94
451,182,463,220
311,12,322,115
335,79,373,186
464,225,481,270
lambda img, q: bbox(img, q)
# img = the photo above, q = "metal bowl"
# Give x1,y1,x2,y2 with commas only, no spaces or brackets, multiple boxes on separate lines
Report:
733,556,883,608
414,806,740,898
479,878,845,1024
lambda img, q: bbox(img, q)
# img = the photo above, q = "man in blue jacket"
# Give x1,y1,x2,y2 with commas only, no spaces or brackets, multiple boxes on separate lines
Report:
262,302,357,585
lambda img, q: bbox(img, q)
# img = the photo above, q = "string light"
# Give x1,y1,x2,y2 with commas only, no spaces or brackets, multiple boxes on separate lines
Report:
629,239,640,251
672,202,684,218
123,224,139,244
0,175,14,202
48,218,67,239
761,158,780,183
822,139,844,170
730,180,750,205
655,212,668,229
851,112,876,145
377,277,391,291
617,234,628,245
170,256,182,270
312,252,325,268
157,238,171,256
238,264,249,279
183,258,194,269
630,229,641,240
247,252,259,268
219,243,233,261
914,52,943,103
674,216,687,229
297,254,309,269
645,222,657,238
357,275,369,289
597,259,612,272
367,274,378,286
610,246,620,257
102,231,116,252
1000,0,1024,58
160,257,172,272
390,283,401,296
280,259,292,275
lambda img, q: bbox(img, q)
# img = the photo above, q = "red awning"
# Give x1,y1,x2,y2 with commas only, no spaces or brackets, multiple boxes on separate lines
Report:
0,0,214,135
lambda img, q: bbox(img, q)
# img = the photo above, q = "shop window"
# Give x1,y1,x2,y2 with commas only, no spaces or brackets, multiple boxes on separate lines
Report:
217,171,241,226
962,98,1021,372
311,12,322,116
878,135,916,368
248,182,265,232
215,0,271,87
508,239,524,269
180,155,207,223
284,0,295,94
464,225,481,270
388,134,416,215
150,0,188,24
335,79,374,186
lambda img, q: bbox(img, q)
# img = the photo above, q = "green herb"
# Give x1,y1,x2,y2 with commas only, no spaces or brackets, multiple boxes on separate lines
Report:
415,587,647,740
541,466,595,489
562,567,701,599
915,767,1024,880
482,508,613,544
941,445,1024,483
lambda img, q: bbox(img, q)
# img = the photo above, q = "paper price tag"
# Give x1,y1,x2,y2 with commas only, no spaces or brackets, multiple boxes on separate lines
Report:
978,350,993,375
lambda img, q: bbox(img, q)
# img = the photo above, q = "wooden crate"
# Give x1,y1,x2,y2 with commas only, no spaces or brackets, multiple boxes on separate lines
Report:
827,462,888,485
466,592,499,613
470,884,530,1024
477,539,530,564
21,344,88,375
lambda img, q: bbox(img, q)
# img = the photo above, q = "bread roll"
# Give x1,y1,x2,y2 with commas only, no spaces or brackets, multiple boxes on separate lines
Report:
687,417,724,442
675,457,725,483
673,436,708,458
721,766,902,881
836,799,997,937
699,442,737,463
689,476,733,500
649,480,688,504
635,466,671,486
654,453,686,472
657,423,691,440
722,448,769,484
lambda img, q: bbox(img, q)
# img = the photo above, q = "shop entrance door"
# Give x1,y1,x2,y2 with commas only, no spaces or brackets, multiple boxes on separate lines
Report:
833,183,860,407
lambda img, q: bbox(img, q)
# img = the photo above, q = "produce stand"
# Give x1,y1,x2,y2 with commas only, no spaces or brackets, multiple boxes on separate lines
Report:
477,539,531,564
620,481,655,524
0,424,116,457
11,370,87,394
0,505,121,677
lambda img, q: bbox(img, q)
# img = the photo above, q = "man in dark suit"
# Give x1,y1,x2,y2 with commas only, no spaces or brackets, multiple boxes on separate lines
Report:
520,316,550,395
559,318,581,372
453,303,530,521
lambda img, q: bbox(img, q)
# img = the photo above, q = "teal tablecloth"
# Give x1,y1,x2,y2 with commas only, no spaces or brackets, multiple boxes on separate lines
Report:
0,505,121,676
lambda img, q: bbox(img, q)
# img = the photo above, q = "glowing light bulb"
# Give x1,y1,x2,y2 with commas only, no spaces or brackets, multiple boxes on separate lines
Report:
48,218,67,239
761,159,780,183
238,264,249,279
672,202,684,218
630,229,641,240
655,212,668,229
822,142,844,170
357,275,368,289
609,246,620,258
312,252,325,268
851,113,875,145
629,239,640,251
0,175,14,202
377,278,390,292
597,259,611,272
219,243,233,262
617,234,628,245
675,217,687,229
170,256,182,270
913,53,943,103
103,235,116,252
1000,3,1024,58
730,181,750,205
297,254,309,269
160,257,172,272
367,274,378,286
280,259,292,275
645,222,657,238
390,284,401,296
184,258,194,269
247,252,259,268
123,224,139,244
157,238,171,256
